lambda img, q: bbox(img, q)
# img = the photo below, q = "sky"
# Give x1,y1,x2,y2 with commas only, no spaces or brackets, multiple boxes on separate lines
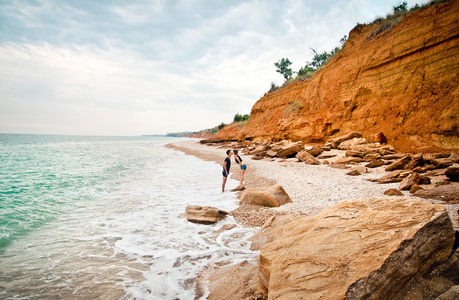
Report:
0,0,431,136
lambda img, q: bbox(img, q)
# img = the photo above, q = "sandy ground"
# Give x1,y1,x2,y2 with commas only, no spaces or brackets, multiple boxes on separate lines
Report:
166,139,459,230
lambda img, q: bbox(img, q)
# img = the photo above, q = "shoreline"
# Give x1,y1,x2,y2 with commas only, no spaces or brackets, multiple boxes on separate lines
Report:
166,139,459,230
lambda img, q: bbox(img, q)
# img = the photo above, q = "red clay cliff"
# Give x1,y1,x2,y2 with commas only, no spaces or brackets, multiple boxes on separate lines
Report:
215,1,459,153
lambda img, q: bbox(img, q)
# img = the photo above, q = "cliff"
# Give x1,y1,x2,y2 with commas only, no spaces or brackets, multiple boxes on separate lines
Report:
215,0,459,153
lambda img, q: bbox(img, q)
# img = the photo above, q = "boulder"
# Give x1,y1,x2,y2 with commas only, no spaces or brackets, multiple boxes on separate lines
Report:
258,197,454,300
410,184,423,194
399,172,421,191
185,205,228,224
346,150,367,158
364,153,382,161
275,142,304,158
240,185,293,207
385,155,412,172
414,185,459,203
378,170,411,184
346,169,362,176
432,158,455,169
374,132,388,144
333,157,365,165
307,145,324,157
365,159,385,168
296,151,321,165
338,137,368,150
445,166,459,182
384,188,404,196
436,285,459,300
330,132,362,149
405,154,425,170
449,154,459,163
266,150,277,158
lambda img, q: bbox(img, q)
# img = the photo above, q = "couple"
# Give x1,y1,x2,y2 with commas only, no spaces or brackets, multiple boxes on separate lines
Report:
222,149,247,192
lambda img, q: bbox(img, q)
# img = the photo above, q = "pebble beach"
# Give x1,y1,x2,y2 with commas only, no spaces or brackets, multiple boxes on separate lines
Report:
167,139,459,230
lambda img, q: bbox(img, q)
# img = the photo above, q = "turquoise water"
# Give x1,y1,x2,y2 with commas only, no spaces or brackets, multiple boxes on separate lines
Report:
0,134,149,249
0,134,256,299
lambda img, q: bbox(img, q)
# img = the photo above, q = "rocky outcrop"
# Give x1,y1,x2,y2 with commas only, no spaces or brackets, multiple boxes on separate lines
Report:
258,197,455,299
240,185,293,207
213,1,459,153
185,205,228,224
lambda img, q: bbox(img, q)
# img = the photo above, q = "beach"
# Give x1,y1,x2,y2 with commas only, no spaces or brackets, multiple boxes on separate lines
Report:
167,139,459,230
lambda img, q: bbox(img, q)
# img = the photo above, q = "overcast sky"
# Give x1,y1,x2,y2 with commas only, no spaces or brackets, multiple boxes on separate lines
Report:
0,0,430,136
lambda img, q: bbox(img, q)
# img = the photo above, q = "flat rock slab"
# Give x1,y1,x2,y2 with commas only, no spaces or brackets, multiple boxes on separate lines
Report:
240,185,293,207
185,205,228,224
258,197,454,300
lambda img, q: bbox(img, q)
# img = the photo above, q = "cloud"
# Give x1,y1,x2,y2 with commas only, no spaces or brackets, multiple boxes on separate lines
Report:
0,0,434,135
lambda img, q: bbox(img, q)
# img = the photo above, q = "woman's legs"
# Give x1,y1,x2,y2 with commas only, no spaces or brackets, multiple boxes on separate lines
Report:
239,169,245,185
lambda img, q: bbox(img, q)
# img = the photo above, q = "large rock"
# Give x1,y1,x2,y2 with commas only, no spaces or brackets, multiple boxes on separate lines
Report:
378,169,411,184
333,157,365,165
240,185,293,207
307,145,324,157
445,166,459,182
385,155,412,172
337,137,368,150
414,185,459,203
258,197,454,299
399,172,422,191
405,154,425,170
185,205,228,224
330,132,362,149
296,150,321,165
275,142,304,158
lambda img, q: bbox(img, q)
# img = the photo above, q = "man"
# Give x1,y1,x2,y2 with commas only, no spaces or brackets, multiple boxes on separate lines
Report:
222,150,233,192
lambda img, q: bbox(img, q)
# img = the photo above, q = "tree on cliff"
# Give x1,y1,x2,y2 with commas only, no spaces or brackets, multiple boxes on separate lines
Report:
274,58,293,81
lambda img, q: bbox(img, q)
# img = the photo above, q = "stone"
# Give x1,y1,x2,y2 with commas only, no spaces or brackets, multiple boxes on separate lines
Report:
414,185,459,203
333,157,365,164
330,132,362,149
275,142,304,158
266,150,277,158
307,145,324,157
449,154,459,163
445,166,459,182
185,205,228,224
410,184,423,194
365,159,385,168
405,154,425,170
337,137,368,150
240,185,293,207
399,172,421,190
258,197,454,300
419,174,431,185
296,150,315,163
432,158,455,169
205,260,261,300
384,188,404,196
364,153,382,161
378,170,411,184
317,154,337,159
374,132,388,144
435,285,459,300
346,169,362,176
304,156,321,165
385,155,412,172
230,185,246,192
346,150,366,158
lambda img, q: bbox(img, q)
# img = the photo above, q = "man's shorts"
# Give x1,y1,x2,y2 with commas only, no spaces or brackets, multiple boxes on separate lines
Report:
241,164,247,170
222,170,228,177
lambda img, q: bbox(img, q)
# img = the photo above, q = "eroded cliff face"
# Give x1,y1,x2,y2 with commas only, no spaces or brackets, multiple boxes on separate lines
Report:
216,0,459,153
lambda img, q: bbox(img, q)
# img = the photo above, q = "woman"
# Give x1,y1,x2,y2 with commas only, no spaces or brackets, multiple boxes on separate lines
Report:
233,149,247,186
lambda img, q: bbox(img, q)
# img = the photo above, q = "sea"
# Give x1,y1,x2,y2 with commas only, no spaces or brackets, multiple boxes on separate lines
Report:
0,134,258,299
